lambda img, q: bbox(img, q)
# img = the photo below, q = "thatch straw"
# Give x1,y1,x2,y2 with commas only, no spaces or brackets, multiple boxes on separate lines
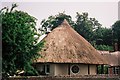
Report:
36,19,108,65
99,51,120,66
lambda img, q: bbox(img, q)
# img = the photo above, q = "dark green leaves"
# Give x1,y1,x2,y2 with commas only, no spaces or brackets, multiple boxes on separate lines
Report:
2,4,44,77
75,12,102,42
40,12,113,51
40,12,74,33
112,20,120,50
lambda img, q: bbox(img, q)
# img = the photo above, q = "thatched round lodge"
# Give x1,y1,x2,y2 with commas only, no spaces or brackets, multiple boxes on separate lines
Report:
34,19,107,76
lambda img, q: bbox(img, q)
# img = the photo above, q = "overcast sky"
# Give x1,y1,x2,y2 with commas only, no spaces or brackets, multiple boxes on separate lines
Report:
2,1,119,28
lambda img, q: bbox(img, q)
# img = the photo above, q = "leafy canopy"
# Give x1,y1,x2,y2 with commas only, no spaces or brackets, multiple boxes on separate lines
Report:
112,20,120,50
40,12,75,33
2,4,44,76
40,12,113,51
75,12,102,42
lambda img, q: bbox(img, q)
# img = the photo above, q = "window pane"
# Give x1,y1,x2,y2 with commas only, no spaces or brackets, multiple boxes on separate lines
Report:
71,65,80,74
46,65,50,73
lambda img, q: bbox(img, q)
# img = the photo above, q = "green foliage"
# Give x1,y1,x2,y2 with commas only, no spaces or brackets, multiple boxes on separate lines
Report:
94,27,113,46
75,12,102,42
104,65,109,74
40,12,102,43
95,45,113,51
40,12,75,33
97,65,109,74
112,20,120,50
74,12,113,51
93,27,113,51
40,12,114,51
1,4,44,77
112,20,120,39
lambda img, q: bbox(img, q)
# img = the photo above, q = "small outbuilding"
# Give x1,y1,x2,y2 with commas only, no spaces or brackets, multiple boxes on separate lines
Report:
34,19,107,76
99,51,120,75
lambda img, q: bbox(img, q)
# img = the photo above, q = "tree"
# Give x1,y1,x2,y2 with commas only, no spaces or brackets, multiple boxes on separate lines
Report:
112,20,120,51
40,12,102,43
40,12,75,33
95,45,113,51
40,12,113,51
75,12,102,43
75,12,113,50
94,27,113,51
2,4,44,77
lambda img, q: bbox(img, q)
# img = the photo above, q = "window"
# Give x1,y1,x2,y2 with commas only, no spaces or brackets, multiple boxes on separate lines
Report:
71,65,80,74
114,67,119,74
39,64,50,75
45,64,50,74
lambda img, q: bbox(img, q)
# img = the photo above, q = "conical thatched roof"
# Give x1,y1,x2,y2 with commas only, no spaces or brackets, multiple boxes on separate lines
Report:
36,19,108,64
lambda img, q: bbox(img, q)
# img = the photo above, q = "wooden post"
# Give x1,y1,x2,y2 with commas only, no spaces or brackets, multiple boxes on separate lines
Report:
113,67,116,74
106,66,108,74
101,65,104,74
96,65,99,74
119,66,120,75
88,64,90,75
68,64,70,75
109,67,113,74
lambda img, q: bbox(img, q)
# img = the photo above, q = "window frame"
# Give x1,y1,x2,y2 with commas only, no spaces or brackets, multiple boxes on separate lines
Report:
45,64,50,74
70,65,80,74
38,64,50,75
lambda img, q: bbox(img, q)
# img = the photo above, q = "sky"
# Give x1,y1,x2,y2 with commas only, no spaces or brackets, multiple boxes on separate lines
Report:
1,1,119,29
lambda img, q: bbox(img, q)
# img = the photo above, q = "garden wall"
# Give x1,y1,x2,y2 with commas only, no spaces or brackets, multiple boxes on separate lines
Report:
7,74,120,80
